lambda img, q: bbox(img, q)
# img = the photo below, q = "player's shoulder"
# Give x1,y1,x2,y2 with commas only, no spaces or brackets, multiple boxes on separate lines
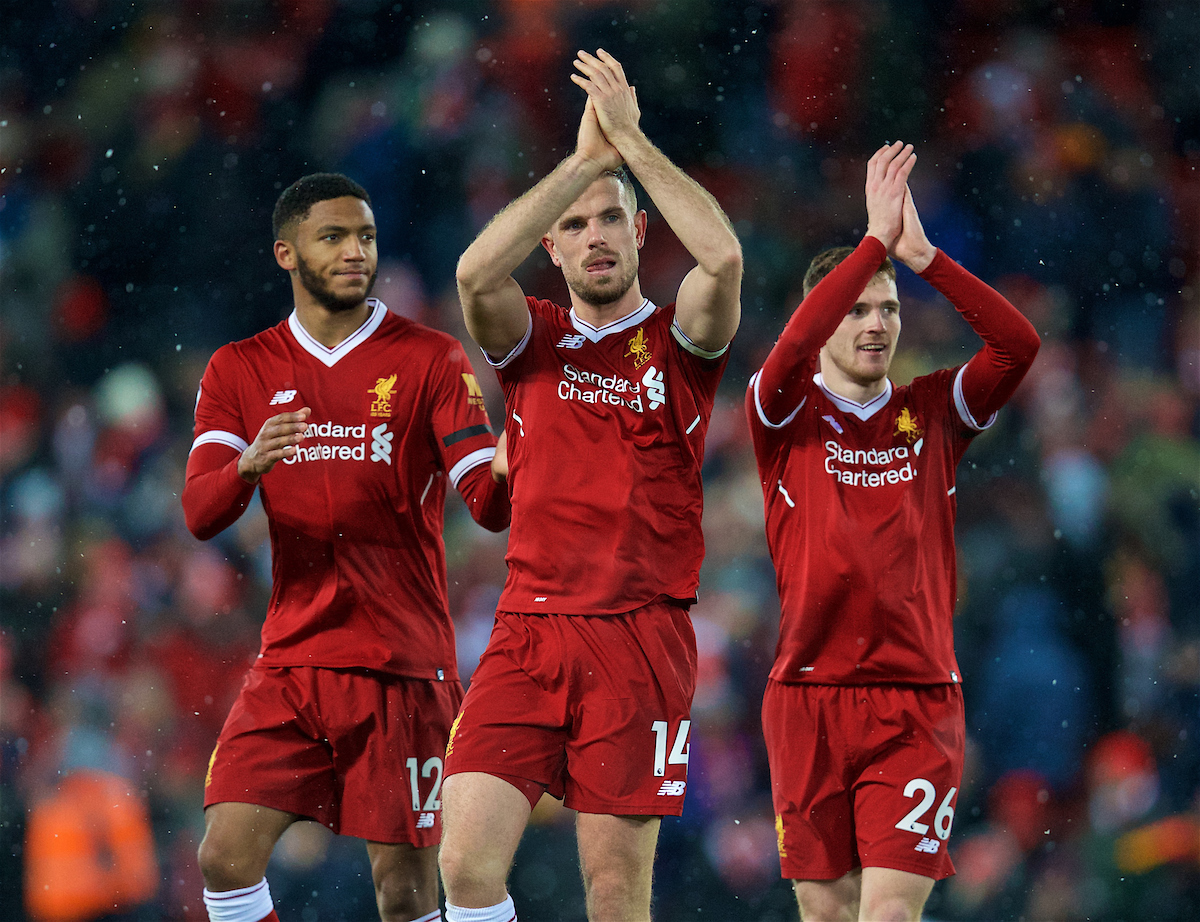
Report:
898,365,960,401
208,317,290,368
526,296,570,322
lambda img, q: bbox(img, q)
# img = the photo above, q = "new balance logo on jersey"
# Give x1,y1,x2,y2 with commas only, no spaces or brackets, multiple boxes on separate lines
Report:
270,390,297,406
657,781,686,796
914,838,941,854
416,812,436,829
370,423,394,464
557,334,586,349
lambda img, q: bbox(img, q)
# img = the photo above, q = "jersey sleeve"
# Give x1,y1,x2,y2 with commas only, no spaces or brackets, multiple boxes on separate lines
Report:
429,340,510,530
918,250,1041,430
754,236,890,425
182,346,257,540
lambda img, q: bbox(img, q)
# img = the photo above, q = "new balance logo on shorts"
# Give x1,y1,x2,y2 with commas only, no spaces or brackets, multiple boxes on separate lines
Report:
270,389,297,405
657,780,686,796
914,837,940,854
557,334,586,349
416,812,436,829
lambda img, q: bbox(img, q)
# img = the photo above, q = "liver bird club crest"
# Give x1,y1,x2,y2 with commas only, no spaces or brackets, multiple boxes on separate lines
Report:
626,327,652,369
369,374,398,417
894,406,922,443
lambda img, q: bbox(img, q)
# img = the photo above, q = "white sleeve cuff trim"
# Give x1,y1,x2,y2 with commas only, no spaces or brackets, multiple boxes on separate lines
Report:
953,365,997,432
671,320,729,359
448,447,496,487
190,430,248,455
750,371,806,430
482,313,533,369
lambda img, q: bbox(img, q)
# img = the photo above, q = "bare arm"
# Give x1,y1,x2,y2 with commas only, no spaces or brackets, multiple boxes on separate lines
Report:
457,100,622,357
573,49,742,352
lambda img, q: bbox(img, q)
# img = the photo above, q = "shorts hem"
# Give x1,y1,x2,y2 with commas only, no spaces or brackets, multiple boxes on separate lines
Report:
565,799,685,818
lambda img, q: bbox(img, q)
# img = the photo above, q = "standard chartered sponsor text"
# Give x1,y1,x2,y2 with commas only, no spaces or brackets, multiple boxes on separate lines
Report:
558,362,645,411
283,421,369,464
823,439,917,487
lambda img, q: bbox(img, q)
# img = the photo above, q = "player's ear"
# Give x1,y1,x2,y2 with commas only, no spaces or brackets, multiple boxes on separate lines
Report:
275,239,296,271
634,210,648,249
540,234,562,267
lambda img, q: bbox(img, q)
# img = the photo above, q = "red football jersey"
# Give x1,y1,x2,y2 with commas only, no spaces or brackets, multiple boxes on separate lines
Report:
190,300,499,679
747,361,978,685
489,296,728,615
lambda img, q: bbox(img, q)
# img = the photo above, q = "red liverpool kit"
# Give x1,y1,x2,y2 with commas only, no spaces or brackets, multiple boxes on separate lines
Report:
187,299,503,680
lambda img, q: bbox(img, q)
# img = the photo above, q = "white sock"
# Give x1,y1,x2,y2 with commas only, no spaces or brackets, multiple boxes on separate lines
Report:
412,911,443,922
203,878,274,922
445,895,517,922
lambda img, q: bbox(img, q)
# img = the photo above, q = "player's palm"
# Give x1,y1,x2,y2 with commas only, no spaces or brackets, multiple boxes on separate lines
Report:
865,142,915,247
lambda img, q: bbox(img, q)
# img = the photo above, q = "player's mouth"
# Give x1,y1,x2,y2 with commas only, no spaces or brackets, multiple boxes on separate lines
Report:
585,256,617,274
858,342,887,353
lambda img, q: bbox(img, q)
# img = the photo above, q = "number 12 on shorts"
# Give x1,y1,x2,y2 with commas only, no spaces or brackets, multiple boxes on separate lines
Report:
650,719,691,777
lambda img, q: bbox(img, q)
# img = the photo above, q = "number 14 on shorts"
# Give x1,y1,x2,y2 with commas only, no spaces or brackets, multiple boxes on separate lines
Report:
650,719,691,777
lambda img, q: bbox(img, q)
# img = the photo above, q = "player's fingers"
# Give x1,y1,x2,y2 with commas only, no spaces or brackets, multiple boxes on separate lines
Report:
596,48,628,83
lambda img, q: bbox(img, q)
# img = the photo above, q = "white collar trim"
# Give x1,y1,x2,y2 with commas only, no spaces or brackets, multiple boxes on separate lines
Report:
814,372,893,421
287,299,388,367
569,298,655,342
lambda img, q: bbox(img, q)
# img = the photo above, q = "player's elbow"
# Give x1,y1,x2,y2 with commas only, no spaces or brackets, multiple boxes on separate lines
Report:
182,506,219,542
708,237,744,286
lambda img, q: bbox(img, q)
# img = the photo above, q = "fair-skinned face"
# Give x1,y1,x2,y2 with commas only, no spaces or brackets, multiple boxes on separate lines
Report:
274,196,378,314
818,274,901,401
540,175,647,318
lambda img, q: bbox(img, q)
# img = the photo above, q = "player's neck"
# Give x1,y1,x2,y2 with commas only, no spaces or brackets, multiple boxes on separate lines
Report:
818,360,889,405
293,299,373,349
570,283,645,329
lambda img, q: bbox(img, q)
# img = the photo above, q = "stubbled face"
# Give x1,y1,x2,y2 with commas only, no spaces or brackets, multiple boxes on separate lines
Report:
820,274,901,392
543,176,645,307
284,196,377,312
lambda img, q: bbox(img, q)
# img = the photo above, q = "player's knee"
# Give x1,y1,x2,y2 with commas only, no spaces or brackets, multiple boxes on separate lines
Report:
437,841,506,904
858,894,923,922
196,829,264,890
581,864,651,920
373,857,437,921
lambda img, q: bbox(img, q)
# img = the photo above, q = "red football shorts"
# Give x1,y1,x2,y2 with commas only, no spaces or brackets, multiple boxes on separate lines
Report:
444,602,697,815
204,666,463,846
762,680,965,881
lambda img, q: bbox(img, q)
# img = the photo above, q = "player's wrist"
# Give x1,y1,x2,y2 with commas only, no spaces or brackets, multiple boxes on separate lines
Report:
905,245,937,274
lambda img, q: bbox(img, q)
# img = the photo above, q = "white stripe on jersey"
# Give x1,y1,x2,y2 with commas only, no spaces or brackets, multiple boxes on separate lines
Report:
952,364,998,432
448,447,495,487
190,430,249,455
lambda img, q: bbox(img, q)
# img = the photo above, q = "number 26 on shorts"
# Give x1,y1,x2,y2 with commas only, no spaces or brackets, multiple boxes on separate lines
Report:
895,777,957,840
650,719,691,777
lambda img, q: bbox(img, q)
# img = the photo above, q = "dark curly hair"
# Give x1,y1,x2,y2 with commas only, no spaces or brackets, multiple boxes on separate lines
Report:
272,173,371,240
802,245,895,297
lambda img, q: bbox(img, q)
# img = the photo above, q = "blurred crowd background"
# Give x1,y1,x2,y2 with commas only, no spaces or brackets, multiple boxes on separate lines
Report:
2,1,1198,920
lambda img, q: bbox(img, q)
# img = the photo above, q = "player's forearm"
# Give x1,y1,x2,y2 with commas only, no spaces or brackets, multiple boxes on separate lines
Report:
920,250,1041,414
458,152,604,298
921,250,1040,367
182,448,257,540
456,462,511,533
757,237,888,416
619,133,742,282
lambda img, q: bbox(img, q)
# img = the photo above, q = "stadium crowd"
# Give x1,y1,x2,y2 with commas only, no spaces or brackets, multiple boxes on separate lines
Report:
2,1,1197,919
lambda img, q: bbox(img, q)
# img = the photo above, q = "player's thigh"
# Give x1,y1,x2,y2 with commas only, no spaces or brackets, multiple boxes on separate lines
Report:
575,812,660,892
762,680,858,881
792,870,861,922
859,866,935,922
439,772,533,901
853,685,964,880
332,672,462,845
